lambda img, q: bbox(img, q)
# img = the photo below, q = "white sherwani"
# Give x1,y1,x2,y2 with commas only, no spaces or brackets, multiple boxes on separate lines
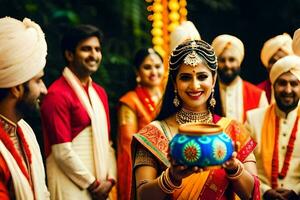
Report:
246,106,300,196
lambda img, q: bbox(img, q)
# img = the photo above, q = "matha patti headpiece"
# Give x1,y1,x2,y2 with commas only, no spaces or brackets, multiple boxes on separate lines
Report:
169,40,218,71
183,51,202,67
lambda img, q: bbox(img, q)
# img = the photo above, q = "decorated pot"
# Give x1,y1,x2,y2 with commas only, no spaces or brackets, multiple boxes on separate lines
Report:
169,123,234,168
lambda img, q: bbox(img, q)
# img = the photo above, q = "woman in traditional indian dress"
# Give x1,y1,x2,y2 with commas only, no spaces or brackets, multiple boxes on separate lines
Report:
131,40,260,200
117,48,165,200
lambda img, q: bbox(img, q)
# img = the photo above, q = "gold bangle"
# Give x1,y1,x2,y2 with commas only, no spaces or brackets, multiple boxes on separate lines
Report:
157,171,174,194
226,162,244,180
164,168,182,189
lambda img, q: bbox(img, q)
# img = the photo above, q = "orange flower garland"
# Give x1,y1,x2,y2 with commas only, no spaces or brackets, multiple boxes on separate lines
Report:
146,0,188,57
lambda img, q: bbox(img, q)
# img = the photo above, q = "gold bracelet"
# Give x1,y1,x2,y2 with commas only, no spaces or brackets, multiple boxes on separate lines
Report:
157,171,174,194
226,161,244,180
164,168,182,189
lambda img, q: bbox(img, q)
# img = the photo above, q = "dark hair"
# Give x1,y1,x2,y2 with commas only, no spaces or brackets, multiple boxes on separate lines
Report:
156,39,218,120
0,88,10,101
0,81,30,102
61,24,103,62
133,48,163,70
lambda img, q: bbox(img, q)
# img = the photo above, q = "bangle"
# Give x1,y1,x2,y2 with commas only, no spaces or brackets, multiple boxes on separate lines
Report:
88,179,100,192
226,161,244,180
164,168,182,189
108,178,116,186
137,179,149,189
157,171,174,194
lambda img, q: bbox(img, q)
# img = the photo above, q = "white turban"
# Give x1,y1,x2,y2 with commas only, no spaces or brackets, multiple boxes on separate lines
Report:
270,55,300,84
260,33,293,67
170,21,201,51
293,28,300,56
211,34,245,65
0,17,47,88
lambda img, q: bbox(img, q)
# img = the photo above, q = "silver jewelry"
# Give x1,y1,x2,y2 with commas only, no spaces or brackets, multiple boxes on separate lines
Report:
183,51,203,67
173,89,180,107
209,88,216,108
169,40,218,71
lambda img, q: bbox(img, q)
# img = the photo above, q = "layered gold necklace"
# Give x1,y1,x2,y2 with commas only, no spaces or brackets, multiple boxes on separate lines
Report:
176,108,213,125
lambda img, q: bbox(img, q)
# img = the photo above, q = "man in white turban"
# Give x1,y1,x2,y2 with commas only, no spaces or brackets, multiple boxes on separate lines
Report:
246,55,300,200
0,17,49,199
293,28,300,56
211,34,268,123
258,33,293,103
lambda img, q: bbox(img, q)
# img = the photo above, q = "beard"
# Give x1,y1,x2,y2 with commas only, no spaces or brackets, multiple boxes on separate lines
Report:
275,93,299,113
218,67,241,85
16,97,40,119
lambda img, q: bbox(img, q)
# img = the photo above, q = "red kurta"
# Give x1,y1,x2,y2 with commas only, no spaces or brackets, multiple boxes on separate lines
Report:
41,76,111,157
0,154,14,200
257,79,272,103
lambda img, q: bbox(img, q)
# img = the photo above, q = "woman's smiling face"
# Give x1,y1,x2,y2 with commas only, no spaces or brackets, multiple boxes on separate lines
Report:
175,62,216,112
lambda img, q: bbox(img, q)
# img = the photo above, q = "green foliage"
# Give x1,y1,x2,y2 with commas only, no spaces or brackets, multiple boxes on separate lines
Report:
2,0,300,147
200,0,235,11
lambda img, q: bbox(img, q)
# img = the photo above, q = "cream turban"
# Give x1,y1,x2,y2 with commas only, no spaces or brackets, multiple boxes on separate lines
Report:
270,55,300,84
260,33,293,67
0,17,47,88
292,28,300,56
170,21,201,51
211,34,244,65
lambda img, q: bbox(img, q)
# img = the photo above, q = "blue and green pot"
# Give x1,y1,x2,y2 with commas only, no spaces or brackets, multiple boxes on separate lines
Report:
169,123,234,168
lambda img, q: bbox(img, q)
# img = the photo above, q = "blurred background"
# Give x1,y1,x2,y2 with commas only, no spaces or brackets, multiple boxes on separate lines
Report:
1,0,300,150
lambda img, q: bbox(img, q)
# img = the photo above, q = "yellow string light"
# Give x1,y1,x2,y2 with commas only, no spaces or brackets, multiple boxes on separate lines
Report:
179,0,187,22
146,0,188,57
167,0,180,33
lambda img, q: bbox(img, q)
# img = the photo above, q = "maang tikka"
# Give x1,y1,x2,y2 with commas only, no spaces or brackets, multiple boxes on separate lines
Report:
173,89,180,107
209,88,216,108
183,41,202,67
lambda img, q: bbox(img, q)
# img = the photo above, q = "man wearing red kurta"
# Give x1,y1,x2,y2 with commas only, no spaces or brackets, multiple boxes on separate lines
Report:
258,33,293,103
211,34,269,123
0,17,49,200
41,24,117,200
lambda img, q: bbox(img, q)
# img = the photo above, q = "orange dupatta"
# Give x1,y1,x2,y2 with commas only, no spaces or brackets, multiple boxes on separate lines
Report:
261,104,300,185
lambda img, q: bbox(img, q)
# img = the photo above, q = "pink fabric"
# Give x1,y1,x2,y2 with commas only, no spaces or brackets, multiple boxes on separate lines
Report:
41,76,110,157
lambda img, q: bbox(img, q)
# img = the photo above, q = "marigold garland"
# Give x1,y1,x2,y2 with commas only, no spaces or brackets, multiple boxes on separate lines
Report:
146,0,188,57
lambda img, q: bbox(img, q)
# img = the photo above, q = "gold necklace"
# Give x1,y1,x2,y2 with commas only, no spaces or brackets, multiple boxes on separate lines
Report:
176,108,213,125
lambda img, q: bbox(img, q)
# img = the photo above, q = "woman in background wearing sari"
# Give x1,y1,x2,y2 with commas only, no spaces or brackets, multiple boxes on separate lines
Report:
132,40,260,200
117,48,165,200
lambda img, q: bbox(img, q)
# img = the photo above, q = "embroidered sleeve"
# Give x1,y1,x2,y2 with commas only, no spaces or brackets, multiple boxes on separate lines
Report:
134,144,158,169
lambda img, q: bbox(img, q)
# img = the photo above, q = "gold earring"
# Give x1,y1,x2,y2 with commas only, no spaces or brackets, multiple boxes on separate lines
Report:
209,88,216,108
173,89,180,107
136,76,141,84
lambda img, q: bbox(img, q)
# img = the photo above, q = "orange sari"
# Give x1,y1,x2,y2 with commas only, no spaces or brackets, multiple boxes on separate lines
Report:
118,86,160,200
132,115,260,200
